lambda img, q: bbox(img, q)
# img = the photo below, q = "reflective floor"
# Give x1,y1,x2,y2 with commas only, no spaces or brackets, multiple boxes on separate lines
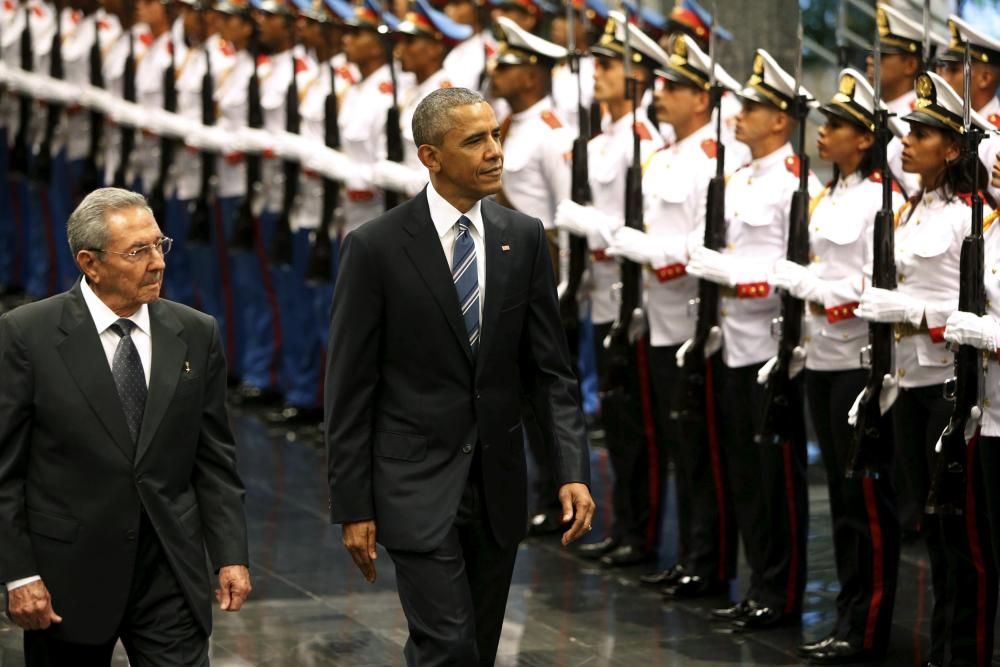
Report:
2,411,999,666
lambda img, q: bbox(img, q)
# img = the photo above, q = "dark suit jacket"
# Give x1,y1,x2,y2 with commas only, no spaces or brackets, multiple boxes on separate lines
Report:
324,189,590,552
0,284,249,644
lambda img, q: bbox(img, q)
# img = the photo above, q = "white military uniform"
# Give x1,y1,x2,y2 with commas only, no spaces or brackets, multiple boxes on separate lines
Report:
892,189,984,388
2,2,56,151
56,7,95,163
586,110,662,325
100,20,150,185
443,29,491,92
170,18,209,202
135,28,171,192
886,90,921,196
719,144,822,368
639,122,716,347
550,54,593,136
981,218,1000,436
257,48,301,214
498,96,572,227
214,46,253,199
803,171,905,370
394,66,451,194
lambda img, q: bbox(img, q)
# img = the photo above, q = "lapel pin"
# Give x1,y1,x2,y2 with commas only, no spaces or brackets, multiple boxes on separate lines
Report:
183,361,191,375
501,244,511,253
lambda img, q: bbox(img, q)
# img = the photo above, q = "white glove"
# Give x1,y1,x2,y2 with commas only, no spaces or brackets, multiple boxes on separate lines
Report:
109,98,145,128
847,373,899,426
933,406,983,452
770,259,825,302
686,246,736,286
184,123,234,153
235,126,274,155
944,311,1000,351
627,307,646,344
855,287,924,325
301,146,355,182
80,85,115,115
554,200,615,248
605,227,668,267
370,159,427,197
675,326,722,368
756,346,806,385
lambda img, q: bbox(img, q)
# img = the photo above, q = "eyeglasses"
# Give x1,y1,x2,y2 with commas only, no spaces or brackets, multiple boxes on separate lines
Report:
91,237,173,262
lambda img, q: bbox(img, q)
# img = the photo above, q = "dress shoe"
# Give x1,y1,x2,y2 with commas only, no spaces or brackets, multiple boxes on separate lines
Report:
265,404,323,427
731,604,798,631
527,512,563,536
229,383,282,408
797,634,836,657
660,575,726,599
640,564,685,587
576,537,618,560
711,599,753,621
600,544,653,567
807,640,885,664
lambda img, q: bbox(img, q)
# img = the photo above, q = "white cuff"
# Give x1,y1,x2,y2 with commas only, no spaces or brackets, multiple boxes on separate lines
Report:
6,575,40,592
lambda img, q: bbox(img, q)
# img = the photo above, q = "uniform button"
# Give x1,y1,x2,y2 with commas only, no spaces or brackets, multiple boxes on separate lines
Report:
475,392,481,400
898,275,906,283
126,529,136,541
915,220,921,225
462,444,473,454
898,368,906,378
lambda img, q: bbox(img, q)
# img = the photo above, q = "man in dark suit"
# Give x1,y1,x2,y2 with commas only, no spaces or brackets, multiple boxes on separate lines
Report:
0,188,251,666
325,87,595,666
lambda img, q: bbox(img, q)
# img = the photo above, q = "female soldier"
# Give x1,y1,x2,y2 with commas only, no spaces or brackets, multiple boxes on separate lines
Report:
856,71,996,667
771,68,905,664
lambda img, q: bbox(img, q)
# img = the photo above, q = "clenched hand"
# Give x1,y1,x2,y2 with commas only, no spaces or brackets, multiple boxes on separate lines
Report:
216,565,252,611
7,580,62,630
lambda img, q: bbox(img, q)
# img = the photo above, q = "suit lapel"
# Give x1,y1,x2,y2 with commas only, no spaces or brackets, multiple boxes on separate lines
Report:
477,201,510,369
403,192,474,364
135,300,187,464
57,287,135,462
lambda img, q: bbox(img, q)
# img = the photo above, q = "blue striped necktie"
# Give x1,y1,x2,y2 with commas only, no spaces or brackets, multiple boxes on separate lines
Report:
452,215,480,353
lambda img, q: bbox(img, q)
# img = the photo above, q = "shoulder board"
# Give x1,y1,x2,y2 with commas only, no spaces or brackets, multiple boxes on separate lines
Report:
784,154,801,178
485,42,497,58
378,80,393,95
31,4,44,18
97,18,111,31
256,54,270,67
71,9,82,24
634,122,652,142
909,99,917,111
989,113,1000,130
294,57,308,74
219,39,235,57
336,65,356,85
700,138,717,159
165,40,174,56
4,1,14,11
868,168,903,194
439,79,452,89
138,31,153,48
985,210,999,233
540,110,562,129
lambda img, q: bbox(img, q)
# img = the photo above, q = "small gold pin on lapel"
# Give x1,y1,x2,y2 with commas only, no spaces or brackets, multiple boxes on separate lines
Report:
501,243,511,253
183,361,191,375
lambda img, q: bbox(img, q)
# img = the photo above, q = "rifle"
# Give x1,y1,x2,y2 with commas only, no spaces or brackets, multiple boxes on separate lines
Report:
601,5,644,395
230,37,263,252
9,5,33,178
148,36,177,227
673,19,726,421
29,12,63,186
111,28,136,188
846,26,896,478
925,42,986,515
304,62,342,285
558,0,591,363
755,27,810,446
383,35,403,210
268,56,300,267
79,27,105,193
187,38,216,245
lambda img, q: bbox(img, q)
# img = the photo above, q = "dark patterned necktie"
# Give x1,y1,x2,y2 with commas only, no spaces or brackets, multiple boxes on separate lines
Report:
452,216,480,353
110,319,147,443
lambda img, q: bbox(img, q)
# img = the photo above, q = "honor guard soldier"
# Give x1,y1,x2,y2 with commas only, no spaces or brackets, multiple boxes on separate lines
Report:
615,34,743,597
487,15,573,536
368,0,472,199
548,0,602,136
555,10,665,567
0,0,25,300
100,1,149,189
855,71,997,667
772,68,906,663
488,0,551,33
686,49,822,630
441,0,493,93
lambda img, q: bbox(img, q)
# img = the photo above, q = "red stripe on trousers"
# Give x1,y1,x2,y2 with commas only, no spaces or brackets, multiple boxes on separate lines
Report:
862,477,885,650
704,363,729,583
635,339,661,550
782,441,801,614
964,434,988,667
251,215,282,387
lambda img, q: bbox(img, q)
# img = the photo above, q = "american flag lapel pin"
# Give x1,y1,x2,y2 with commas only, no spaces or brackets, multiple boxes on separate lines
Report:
183,361,191,375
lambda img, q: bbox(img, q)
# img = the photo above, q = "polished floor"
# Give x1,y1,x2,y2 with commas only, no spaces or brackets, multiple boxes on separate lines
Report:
1,410,999,666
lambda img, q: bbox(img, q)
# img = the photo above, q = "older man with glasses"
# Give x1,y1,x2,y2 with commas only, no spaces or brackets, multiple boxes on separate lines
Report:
0,187,250,667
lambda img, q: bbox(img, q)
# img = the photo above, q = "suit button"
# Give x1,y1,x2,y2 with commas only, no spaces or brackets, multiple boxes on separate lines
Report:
462,444,473,454
126,529,136,541
475,392,481,400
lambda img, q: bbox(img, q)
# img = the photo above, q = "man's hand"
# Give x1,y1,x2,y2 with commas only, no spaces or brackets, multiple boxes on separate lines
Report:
216,565,252,611
342,520,378,583
7,580,62,630
558,483,596,547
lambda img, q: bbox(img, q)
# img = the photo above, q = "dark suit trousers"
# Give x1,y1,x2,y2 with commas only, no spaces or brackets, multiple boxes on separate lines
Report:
387,457,518,667
24,512,208,667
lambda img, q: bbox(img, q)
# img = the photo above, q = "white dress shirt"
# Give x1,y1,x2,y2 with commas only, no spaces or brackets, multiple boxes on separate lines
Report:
6,280,151,592
426,181,486,321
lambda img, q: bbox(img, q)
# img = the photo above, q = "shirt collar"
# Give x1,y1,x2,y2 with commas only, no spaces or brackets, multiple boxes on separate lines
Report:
512,96,553,123
751,142,793,175
80,278,151,337
426,181,484,241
